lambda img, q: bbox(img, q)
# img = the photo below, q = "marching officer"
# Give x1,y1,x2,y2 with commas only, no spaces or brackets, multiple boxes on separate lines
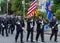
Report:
36,15,45,42
26,16,35,42
15,15,25,43
10,16,15,34
0,17,2,34
7,15,11,34
1,16,8,37
50,15,58,42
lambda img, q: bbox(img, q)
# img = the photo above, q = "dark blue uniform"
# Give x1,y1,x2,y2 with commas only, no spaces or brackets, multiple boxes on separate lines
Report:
10,17,15,34
0,17,2,34
1,17,8,37
26,18,35,42
50,18,58,42
36,18,45,42
7,17,11,34
15,17,25,43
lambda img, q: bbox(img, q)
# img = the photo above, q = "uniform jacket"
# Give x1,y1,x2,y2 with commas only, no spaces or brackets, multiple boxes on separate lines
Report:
16,18,25,31
36,18,45,31
50,18,58,31
27,18,35,31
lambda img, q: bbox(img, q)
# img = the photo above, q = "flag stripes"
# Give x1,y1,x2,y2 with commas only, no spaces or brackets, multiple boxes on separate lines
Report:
27,0,37,17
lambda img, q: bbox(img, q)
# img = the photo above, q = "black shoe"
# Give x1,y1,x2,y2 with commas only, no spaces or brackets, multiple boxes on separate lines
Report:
2,35,4,36
15,39,17,42
31,41,35,43
36,39,38,42
50,38,52,41
42,41,45,43
26,40,28,42
50,39,51,41
0,32,1,34
21,41,24,43
6,35,8,37
54,40,58,42
11,32,13,34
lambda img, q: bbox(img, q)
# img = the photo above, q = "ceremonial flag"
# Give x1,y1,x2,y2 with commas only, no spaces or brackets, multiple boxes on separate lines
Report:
46,0,52,20
34,9,39,16
27,0,37,17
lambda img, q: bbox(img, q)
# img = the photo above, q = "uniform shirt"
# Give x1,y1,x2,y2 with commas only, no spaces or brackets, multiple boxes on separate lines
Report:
16,18,25,31
50,18,58,30
2,18,8,28
10,17,15,26
0,17,2,27
36,19,45,31
27,18,35,31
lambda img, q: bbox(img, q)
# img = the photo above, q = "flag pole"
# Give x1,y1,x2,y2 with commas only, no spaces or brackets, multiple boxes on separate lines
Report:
24,0,25,19
7,0,10,15
22,0,25,19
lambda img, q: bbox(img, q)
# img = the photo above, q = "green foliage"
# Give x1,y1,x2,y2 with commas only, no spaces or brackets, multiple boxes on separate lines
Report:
52,0,60,21
52,0,60,13
11,0,31,16
15,11,23,16
25,0,31,16
11,0,22,15
0,0,7,13
25,0,31,3
25,3,30,16
0,0,7,7
32,11,47,21
55,9,60,20
52,4,60,13
53,0,60,4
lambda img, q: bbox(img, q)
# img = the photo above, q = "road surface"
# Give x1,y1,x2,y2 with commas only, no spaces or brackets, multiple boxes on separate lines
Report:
0,31,60,43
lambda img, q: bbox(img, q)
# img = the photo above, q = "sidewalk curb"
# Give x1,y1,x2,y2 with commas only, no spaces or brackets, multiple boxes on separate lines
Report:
45,32,60,37
33,31,60,37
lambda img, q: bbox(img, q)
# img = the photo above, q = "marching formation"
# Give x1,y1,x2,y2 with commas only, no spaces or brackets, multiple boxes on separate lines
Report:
0,15,59,43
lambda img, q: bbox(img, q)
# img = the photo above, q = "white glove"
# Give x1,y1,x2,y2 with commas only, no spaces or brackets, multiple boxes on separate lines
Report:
3,25,5,27
1,24,5,27
41,21,44,25
16,21,20,24
52,27,54,29
31,19,33,22
30,24,33,28
56,22,58,24
22,27,24,30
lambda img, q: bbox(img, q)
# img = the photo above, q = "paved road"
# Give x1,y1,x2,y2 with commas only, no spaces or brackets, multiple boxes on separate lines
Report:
0,23,60,43
0,31,60,43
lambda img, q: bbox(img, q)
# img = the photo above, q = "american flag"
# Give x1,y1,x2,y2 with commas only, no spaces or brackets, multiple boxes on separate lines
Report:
27,0,37,17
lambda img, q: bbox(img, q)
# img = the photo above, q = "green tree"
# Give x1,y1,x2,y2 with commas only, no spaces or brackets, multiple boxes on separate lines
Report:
25,0,31,16
52,0,60,21
52,0,60,13
55,9,60,21
0,0,7,14
11,0,23,15
53,0,60,4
